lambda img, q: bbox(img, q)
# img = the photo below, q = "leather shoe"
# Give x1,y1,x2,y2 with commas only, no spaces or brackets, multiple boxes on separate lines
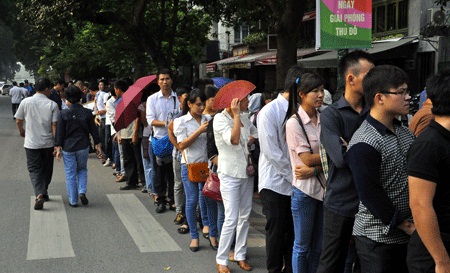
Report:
119,185,137,190
216,264,231,273
34,195,45,210
236,260,252,271
156,203,166,213
79,193,89,205
115,175,127,182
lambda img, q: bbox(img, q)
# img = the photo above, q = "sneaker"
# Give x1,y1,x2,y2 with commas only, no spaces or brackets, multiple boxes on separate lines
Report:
141,187,148,193
79,193,89,205
103,158,112,167
174,213,185,225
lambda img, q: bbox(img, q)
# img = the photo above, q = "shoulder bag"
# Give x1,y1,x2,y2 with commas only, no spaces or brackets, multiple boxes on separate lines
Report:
182,151,209,183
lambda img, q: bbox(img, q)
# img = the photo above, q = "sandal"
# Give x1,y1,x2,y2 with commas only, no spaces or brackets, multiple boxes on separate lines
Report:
177,225,189,234
236,260,252,271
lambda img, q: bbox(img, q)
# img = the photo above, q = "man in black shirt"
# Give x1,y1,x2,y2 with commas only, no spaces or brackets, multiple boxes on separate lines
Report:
317,51,374,273
407,71,450,273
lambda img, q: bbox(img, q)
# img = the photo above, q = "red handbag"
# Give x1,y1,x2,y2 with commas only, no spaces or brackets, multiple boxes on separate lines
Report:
202,172,222,202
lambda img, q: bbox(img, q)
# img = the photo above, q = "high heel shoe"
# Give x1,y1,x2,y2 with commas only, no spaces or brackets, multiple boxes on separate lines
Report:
189,239,199,252
209,237,218,250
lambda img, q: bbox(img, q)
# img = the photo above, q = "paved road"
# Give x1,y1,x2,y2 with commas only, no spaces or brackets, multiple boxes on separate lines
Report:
0,95,267,273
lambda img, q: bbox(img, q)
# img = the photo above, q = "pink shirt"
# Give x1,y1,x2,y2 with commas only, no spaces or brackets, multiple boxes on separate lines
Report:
285,106,325,201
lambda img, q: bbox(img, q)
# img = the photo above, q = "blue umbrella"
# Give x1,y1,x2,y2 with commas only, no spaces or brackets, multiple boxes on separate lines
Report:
212,77,233,89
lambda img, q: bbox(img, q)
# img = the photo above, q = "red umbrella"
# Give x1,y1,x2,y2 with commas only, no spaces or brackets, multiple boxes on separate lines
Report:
114,75,157,131
213,80,256,110
114,99,139,131
120,75,157,109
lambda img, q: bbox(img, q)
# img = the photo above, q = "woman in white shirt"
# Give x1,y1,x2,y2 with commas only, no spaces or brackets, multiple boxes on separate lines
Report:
214,96,258,273
173,89,218,252
285,73,326,273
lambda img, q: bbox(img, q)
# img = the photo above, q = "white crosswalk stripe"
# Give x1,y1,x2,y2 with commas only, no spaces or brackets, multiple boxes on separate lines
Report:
26,193,264,260
107,193,182,252
27,195,75,260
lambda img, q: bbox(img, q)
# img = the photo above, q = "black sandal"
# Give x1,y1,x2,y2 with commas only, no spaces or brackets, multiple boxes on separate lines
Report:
178,225,189,234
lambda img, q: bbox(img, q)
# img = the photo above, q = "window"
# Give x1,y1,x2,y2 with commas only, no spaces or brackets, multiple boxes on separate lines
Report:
373,0,408,36
234,25,250,44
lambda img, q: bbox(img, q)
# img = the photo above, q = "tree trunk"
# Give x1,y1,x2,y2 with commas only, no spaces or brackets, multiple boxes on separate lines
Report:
275,31,298,90
271,0,306,90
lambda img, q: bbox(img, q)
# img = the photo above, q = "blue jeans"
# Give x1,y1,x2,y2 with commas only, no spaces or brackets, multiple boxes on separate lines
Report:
62,148,89,205
217,201,225,238
181,164,217,239
141,141,155,193
113,139,121,173
291,187,323,273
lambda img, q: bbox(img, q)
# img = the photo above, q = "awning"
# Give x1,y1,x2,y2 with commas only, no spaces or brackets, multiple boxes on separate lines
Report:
299,37,419,68
255,48,318,66
206,56,243,72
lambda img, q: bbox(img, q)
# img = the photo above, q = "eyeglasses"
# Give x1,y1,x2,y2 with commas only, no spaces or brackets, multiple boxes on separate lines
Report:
380,88,410,96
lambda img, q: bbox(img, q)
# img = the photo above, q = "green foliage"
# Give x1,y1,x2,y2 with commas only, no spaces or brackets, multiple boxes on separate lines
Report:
243,32,266,45
0,22,20,80
435,0,449,7
11,0,211,80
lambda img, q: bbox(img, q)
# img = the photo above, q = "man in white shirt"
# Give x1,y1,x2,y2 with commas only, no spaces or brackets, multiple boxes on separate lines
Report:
257,65,304,273
146,68,180,213
15,78,60,210
9,81,27,119
95,79,108,163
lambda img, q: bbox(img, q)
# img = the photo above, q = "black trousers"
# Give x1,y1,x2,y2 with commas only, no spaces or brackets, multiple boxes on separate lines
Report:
260,189,294,273
121,139,138,187
12,103,20,117
355,236,408,273
154,160,174,205
104,124,112,160
25,148,54,196
317,207,355,273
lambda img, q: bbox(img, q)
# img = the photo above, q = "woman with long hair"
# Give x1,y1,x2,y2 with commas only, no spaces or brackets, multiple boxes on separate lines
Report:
173,89,218,252
214,95,258,273
284,73,326,273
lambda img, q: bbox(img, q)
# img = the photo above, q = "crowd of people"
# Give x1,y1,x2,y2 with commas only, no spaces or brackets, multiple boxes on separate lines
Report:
12,50,450,273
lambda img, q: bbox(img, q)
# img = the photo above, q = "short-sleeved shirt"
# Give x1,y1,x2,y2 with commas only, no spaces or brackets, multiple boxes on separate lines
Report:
96,90,107,118
286,106,325,201
15,93,60,149
173,112,210,164
9,86,27,104
407,120,450,233
146,90,180,139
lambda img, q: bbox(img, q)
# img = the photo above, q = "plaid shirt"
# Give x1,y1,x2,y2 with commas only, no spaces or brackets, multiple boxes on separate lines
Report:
347,115,415,244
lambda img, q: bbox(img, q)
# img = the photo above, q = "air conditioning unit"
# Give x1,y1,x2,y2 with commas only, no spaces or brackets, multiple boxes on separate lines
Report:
428,8,450,25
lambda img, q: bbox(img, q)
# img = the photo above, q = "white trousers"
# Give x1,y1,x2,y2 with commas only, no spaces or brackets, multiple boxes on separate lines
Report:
216,173,254,266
